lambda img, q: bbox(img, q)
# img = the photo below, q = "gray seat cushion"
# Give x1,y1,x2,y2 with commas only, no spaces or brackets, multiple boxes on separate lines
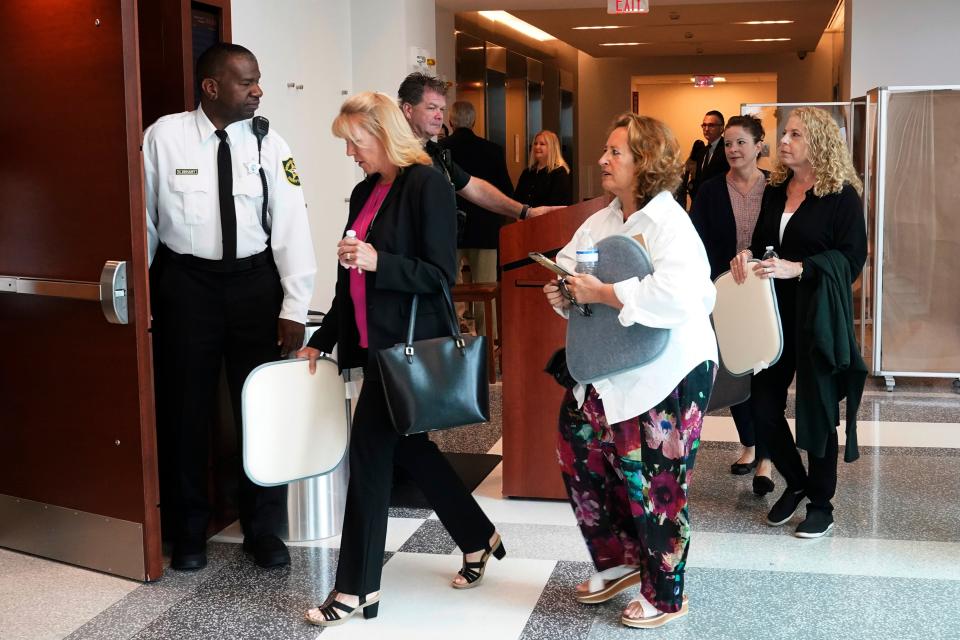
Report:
566,235,669,384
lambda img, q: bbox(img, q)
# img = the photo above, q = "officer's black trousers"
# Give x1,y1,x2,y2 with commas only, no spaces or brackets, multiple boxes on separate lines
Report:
152,251,286,543
750,290,838,512
334,376,495,595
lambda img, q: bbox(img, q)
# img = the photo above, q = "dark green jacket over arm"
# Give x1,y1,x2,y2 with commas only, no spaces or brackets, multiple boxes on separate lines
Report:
795,250,867,462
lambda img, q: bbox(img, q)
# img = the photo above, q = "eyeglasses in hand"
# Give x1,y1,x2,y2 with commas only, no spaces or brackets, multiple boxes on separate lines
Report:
558,278,592,317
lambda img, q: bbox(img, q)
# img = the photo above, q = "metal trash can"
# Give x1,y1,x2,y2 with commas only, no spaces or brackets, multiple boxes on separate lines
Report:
279,319,355,542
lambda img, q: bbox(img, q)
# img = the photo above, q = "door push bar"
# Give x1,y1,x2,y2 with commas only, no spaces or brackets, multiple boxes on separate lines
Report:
0,261,129,325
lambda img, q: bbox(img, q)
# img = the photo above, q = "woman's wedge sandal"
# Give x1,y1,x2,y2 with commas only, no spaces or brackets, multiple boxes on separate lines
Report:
451,533,506,589
620,595,689,629
304,591,380,627
575,565,644,604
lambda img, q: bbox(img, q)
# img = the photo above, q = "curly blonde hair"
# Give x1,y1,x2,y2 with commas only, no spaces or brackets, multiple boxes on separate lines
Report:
332,92,431,169
770,107,862,196
609,113,683,199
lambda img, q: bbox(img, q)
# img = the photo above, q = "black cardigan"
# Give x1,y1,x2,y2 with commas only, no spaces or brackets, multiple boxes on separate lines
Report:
308,163,458,375
751,179,867,459
749,180,866,283
515,166,572,208
690,172,770,280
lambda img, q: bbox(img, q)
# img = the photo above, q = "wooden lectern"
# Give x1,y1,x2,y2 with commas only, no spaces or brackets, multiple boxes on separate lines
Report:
499,197,609,499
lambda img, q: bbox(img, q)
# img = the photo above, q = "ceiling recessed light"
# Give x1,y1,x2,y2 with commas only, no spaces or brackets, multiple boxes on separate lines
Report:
737,20,794,25
573,25,627,30
478,11,555,41
740,38,791,42
600,42,646,46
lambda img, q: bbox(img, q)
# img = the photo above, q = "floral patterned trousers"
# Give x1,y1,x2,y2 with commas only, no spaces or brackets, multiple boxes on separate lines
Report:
557,361,715,613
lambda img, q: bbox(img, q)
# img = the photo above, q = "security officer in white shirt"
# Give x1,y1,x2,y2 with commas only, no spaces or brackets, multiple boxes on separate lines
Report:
144,43,316,571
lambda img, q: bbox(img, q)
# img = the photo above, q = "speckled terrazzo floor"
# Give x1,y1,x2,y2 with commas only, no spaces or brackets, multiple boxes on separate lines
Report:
2,381,959,640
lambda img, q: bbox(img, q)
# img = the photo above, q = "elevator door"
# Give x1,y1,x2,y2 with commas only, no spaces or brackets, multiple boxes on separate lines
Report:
0,0,161,580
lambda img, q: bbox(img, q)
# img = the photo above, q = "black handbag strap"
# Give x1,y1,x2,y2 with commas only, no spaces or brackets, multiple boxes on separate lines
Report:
403,281,466,362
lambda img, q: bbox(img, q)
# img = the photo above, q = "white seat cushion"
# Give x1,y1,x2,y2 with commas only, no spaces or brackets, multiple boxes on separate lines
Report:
241,357,350,486
712,264,784,376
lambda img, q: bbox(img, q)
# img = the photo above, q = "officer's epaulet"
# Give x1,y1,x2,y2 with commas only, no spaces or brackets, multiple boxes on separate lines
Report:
153,112,188,126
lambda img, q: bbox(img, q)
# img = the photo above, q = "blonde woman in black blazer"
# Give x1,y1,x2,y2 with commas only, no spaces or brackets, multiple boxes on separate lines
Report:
298,93,504,627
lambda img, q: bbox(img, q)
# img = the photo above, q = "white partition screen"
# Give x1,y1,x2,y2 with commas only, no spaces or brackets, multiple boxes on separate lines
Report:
870,86,960,383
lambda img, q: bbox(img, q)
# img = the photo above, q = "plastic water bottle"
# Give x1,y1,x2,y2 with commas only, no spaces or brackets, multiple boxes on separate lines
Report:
762,245,778,260
575,230,599,276
341,229,358,270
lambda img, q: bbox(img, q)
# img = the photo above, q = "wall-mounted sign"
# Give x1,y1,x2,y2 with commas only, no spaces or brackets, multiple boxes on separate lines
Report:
608,0,649,14
693,75,715,87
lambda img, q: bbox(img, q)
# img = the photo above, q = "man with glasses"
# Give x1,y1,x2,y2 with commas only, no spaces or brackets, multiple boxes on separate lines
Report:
691,110,729,199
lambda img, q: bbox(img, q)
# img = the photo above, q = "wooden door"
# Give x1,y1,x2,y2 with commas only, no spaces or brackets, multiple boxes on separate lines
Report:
0,0,161,580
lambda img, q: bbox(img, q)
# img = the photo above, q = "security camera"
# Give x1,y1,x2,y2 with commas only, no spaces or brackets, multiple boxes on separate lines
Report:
797,50,808,60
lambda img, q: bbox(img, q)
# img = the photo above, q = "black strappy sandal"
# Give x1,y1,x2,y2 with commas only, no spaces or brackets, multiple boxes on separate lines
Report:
452,533,506,589
304,590,380,627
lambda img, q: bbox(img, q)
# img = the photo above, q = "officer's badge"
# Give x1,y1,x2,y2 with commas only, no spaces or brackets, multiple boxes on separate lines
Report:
283,157,301,186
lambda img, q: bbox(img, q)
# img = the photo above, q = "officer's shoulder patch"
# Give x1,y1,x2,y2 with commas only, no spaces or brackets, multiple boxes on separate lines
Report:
282,157,301,186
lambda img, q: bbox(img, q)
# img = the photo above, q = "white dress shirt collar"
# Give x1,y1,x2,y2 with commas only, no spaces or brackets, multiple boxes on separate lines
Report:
606,191,678,227
193,105,220,143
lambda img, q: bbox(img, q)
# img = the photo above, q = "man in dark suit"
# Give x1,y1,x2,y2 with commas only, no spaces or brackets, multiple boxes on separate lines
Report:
439,100,513,336
690,110,729,199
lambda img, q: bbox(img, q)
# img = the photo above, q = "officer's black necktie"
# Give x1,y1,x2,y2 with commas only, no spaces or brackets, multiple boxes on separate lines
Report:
215,130,237,263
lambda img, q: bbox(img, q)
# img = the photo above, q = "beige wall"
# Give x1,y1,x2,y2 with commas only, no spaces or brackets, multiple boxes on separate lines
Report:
632,80,777,183
846,0,960,99
436,5,457,100
578,33,836,198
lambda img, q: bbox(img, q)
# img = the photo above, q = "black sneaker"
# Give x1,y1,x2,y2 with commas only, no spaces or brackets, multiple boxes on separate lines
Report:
766,489,806,526
795,507,834,539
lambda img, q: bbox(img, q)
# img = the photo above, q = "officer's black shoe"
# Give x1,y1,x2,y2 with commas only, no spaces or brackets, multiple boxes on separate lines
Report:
795,506,835,539
170,539,207,571
765,488,806,526
243,534,290,568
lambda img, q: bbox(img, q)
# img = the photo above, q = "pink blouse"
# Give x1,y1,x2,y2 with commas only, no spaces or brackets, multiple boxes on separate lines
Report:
349,182,391,348
726,173,766,252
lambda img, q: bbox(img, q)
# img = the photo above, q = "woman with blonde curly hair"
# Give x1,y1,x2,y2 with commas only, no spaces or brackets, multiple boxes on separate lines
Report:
730,107,867,539
542,113,718,628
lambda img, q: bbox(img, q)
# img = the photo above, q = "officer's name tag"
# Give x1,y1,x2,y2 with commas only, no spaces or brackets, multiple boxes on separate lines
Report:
175,169,199,175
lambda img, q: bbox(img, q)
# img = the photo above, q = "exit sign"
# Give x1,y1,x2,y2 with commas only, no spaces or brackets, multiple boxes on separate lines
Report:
608,0,649,14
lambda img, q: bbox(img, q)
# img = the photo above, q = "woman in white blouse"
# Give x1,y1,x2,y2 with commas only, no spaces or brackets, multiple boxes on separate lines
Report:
543,113,717,629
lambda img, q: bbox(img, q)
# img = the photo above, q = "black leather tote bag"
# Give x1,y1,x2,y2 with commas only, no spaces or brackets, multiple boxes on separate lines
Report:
377,283,489,435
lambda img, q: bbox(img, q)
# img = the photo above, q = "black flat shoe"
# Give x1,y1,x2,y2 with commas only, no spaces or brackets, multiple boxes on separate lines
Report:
730,459,758,475
752,474,775,496
243,534,290,568
171,539,207,571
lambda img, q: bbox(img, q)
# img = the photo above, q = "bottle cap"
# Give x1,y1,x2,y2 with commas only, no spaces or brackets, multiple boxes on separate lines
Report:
346,230,357,238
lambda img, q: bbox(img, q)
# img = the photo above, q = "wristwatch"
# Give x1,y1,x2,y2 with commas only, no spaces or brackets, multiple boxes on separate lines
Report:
519,204,530,220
